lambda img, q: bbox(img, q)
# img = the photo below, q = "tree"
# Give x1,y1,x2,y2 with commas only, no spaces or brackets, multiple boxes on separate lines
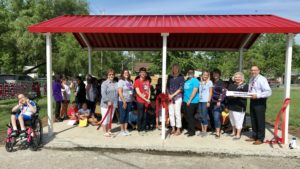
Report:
0,0,89,75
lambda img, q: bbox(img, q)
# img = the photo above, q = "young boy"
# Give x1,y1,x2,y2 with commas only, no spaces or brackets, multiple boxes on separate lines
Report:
11,94,37,137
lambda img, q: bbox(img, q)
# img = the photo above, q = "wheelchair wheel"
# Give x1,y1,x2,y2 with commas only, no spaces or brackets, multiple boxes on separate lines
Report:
30,119,42,151
35,118,43,145
5,142,14,152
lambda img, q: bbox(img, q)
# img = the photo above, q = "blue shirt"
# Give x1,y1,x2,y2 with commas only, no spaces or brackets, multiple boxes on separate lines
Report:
248,74,272,98
20,100,36,116
183,78,200,103
167,74,185,101
199,80,213,103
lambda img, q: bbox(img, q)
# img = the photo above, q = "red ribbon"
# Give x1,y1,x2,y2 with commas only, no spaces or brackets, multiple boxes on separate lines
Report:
266,98,290,144
155,93,169,119
97,105,113,130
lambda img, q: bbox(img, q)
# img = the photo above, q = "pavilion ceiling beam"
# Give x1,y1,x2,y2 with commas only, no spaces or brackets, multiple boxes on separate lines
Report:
79,33,92,74
79,33,91,48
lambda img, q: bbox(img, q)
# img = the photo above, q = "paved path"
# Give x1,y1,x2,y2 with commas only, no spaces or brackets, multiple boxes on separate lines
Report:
36,121,300,158
0,148,300,169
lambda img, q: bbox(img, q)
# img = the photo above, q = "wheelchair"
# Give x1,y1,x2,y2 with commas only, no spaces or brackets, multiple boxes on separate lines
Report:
5,105,43,152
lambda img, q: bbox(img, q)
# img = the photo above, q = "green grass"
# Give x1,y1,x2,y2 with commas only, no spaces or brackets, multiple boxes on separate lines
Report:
0,96,48,133
264,88,300,127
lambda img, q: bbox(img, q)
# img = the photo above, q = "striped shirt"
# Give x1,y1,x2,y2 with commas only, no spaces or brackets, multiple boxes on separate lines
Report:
100,79,118,108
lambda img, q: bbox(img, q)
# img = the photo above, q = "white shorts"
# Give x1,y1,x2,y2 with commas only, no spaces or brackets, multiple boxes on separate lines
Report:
101,107,115,125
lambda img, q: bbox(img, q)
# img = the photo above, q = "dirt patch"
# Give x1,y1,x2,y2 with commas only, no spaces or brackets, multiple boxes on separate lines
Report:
288,126,300,138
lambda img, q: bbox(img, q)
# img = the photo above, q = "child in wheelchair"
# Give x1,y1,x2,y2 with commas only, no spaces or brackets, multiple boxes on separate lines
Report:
10,94,37,137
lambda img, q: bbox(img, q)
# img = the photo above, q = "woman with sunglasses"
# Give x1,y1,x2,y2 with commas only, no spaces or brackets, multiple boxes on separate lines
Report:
100,69,118,137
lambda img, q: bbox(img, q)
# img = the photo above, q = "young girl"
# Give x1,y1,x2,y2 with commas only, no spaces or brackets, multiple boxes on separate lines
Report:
67,101,78,120
76,102,90,126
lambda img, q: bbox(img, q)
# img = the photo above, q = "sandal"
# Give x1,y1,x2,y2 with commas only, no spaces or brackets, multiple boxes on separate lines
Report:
103,133,111,137
233,135,241,140
171,129,176,135
230,133,236,137
215,134,221,139
174,130,181,136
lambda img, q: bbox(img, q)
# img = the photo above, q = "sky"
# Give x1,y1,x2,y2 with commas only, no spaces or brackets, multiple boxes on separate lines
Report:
87,0,300,44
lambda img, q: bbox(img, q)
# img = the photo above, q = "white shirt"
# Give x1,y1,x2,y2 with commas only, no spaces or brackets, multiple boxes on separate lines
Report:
62,84,71,100
248,74,272,98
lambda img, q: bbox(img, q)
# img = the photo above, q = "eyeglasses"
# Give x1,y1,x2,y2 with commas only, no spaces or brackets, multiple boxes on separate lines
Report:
108,74,115,76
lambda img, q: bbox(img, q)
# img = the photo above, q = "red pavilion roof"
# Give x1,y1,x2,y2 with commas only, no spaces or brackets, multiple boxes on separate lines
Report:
28,15,300,51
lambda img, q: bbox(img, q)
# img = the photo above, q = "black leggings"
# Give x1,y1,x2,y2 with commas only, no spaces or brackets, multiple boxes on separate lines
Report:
183,102,198,134
137,102,147,132
55,101,61,119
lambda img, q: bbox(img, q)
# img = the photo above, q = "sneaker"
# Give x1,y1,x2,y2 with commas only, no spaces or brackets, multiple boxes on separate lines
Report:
19,130,27,138
232,136,241,141
201,132,208,138
187,132,195,137
125,130,131,135
55,118,63,122
138,131,146,136
120,131,128,136
10,130,18,137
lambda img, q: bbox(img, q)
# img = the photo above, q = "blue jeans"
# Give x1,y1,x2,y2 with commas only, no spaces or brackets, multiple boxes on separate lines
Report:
128,111,138,126
212,103,224,129
118,101,132,124
199,102,209,125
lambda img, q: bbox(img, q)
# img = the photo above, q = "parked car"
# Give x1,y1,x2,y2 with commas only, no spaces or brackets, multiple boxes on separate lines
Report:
268,79,280,88
0,74,40,99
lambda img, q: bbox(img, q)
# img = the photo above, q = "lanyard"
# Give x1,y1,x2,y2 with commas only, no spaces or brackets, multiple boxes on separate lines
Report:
200,81,208,99
249,76,259,92
21,104,29,114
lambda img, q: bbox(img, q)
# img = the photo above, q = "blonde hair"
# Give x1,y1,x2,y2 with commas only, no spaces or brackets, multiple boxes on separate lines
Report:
233,72,245,82
201,71,210,82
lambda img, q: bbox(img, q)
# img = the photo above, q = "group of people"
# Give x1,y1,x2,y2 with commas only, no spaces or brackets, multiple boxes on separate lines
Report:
8,61,272,145
7,63,271,146
167,64,271,145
